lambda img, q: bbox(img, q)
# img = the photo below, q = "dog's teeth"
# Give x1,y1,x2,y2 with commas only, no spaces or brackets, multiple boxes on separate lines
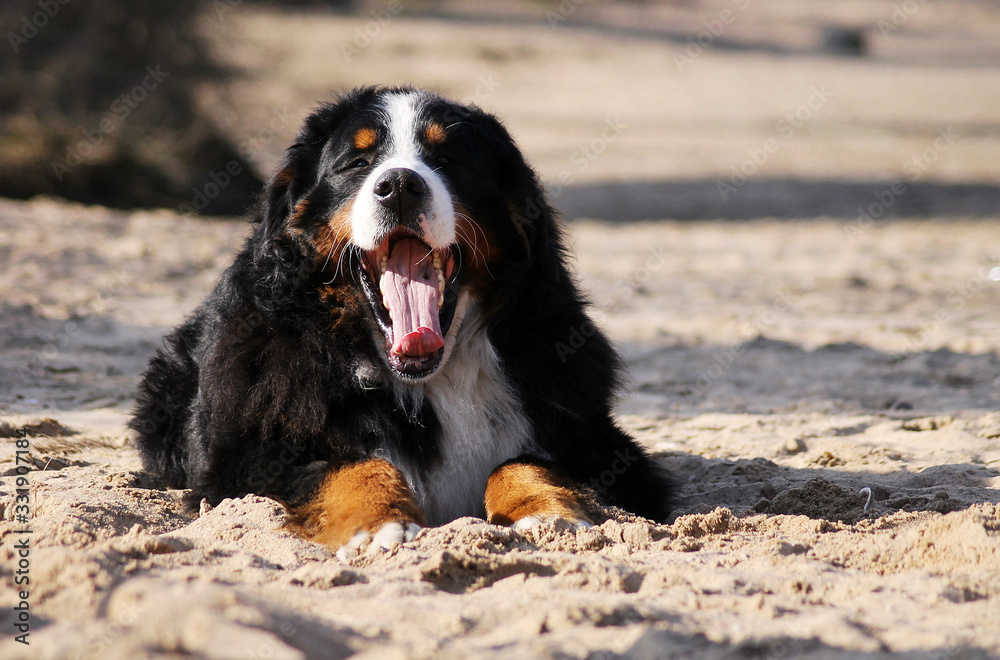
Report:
433,255,442,270
380,256,387,274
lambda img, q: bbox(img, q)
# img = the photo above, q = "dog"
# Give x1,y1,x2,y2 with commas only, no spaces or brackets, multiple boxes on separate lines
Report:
130,86,673,555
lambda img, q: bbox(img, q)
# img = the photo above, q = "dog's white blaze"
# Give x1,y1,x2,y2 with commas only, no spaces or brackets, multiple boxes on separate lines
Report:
382,90,422,159
349,91,455,250
387,300,537,525
351,91,531,522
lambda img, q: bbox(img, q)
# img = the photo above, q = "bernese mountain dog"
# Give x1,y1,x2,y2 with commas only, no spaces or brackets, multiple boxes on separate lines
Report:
130,86,673,557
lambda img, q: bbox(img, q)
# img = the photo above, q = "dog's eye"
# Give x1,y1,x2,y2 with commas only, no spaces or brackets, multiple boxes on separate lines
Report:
437,156,451,165
349,158,370,169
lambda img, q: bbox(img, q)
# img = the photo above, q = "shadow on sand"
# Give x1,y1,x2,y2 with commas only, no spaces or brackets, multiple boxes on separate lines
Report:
558,178,1000,222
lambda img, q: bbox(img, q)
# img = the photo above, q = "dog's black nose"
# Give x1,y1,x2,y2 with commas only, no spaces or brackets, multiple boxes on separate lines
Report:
374,168,427,216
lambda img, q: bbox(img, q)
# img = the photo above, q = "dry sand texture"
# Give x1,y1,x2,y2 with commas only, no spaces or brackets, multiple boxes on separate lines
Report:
2,1,1000,658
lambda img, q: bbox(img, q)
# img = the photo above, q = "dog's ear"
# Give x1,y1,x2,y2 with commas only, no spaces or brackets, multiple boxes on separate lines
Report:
507,173,553,264
258,161,299,245
464,110,551,264
486,121,563,280
254,90,373,251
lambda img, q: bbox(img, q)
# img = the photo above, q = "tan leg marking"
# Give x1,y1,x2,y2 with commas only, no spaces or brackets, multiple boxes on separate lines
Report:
285,458,426,550
484,462,590,527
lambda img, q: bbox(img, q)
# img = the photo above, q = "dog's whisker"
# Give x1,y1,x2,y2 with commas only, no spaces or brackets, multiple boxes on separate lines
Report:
332,235,352,283
454,212,495,279
321,232,351,285
416,248,435,266
319,225,338,274
455,225,484,264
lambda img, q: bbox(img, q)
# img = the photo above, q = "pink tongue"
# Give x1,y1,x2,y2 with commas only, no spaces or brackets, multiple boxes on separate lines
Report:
379,239,444,358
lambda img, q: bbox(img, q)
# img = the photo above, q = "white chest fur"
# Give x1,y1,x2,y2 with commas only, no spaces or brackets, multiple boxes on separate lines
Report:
393,314,536,525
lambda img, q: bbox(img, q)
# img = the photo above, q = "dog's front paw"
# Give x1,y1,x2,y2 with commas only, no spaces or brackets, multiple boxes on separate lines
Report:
511,515,592,532
285,459,427,554
335,521,423,562
484,461,592,531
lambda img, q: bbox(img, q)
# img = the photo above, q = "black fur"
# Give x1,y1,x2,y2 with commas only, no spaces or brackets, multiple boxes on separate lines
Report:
130,86,674,522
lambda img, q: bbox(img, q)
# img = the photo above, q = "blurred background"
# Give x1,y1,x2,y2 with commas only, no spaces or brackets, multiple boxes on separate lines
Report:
2,0,998,219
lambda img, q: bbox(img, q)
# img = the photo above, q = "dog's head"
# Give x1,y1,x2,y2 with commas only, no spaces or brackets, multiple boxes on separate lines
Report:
256,87,549,382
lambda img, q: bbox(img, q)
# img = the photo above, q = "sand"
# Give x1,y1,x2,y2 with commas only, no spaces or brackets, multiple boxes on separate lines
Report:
3,1,1000,657
1,198,998,659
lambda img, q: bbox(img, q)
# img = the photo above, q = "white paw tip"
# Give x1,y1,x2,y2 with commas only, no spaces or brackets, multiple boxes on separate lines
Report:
512,515,543,531
512,515,592,532
370,521,416,552
335,530,371,562
337,521,422,560
403,522,423,541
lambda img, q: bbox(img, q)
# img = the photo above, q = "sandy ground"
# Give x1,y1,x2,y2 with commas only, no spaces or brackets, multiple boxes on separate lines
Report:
3,1,1000,658
1,200,998,659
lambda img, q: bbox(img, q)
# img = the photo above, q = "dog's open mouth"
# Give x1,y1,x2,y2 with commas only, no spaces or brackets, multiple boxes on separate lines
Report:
358,227,460,378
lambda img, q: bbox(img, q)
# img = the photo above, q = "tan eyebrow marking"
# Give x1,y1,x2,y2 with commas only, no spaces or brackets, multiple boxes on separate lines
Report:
424,122,447,145
353,127,378,150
